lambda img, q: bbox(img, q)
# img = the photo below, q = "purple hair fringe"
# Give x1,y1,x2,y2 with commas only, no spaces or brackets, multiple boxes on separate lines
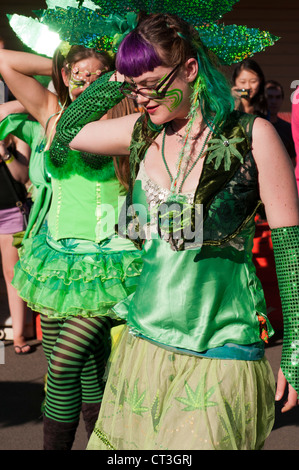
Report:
116,30,162,77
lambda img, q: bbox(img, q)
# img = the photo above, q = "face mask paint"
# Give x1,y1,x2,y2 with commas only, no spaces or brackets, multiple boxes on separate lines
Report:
68,66,105,100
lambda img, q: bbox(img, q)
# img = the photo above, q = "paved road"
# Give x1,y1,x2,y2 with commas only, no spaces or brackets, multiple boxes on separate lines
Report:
0,265,298,451
0,332,299,451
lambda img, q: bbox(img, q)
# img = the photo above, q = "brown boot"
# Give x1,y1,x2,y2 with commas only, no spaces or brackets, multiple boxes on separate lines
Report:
43,415,79,450
81,402,101,439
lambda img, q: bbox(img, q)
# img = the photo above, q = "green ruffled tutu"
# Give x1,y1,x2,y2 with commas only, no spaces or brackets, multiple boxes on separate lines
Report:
12,223,143,318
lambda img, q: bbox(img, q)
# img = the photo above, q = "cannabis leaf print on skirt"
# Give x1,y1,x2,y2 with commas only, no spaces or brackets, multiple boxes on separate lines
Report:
88,327,275,450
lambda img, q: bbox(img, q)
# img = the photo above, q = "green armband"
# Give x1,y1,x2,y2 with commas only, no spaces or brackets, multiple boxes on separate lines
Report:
271,225,299,394
50,71,124,163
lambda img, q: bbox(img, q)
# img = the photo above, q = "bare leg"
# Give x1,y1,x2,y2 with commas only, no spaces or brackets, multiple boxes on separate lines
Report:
0,233,30,352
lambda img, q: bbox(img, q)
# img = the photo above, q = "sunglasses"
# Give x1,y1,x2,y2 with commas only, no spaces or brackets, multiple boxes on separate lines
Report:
120,64,180,100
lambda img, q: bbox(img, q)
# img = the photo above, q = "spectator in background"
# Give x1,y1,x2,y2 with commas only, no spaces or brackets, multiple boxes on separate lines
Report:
265,80,296,167
232,58,267,116
0,133,31,354
0,35,32,352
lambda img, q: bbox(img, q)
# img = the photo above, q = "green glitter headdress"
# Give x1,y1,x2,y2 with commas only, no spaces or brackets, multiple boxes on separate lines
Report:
77,0,280,64
7,0,279,64
7,0,138,57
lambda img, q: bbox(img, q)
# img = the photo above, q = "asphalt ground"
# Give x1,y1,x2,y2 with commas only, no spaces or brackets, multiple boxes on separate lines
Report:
0,329,299,452
0,267,298,453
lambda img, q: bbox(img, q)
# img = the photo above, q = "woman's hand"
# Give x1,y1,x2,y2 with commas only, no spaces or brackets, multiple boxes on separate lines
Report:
275,367,299,412
109,70,125,83
0,136,30,183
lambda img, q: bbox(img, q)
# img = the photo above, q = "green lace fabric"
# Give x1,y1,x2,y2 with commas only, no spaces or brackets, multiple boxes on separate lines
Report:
271,225,299,394
87,326,275,450
50,70,124,173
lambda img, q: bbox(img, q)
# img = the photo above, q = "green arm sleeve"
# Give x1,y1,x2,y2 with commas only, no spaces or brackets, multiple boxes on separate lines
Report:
271,225,299,394
50,71,124,159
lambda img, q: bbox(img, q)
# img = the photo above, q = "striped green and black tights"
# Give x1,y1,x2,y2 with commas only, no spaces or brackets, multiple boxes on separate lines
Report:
40,314,113,423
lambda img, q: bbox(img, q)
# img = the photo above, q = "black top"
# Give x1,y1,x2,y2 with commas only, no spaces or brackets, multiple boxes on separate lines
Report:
0,147,27,210
272,117,296,161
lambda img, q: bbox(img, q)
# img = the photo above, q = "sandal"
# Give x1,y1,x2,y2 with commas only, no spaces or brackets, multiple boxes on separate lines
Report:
14,344,32,355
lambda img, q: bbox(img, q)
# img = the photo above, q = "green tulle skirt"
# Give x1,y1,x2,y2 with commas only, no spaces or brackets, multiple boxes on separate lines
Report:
12,224,143,318
87,326,276,450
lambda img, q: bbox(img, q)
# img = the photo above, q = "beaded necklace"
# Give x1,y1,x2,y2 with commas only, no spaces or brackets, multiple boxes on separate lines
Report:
161,123,212,198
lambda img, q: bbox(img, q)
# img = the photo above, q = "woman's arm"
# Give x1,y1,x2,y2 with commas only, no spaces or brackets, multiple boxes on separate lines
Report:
252,117,299,412
0,101,27,121
0,49,58,129
52,71,139,158
253,118,299,228
70,112,140,156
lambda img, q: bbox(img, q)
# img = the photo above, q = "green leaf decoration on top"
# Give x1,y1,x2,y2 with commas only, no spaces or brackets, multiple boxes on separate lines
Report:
60,238,81,251
176,376,218,411
128,139,145,166
205,134,245,171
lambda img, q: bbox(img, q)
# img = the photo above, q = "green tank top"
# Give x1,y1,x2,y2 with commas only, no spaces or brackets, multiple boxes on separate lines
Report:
48,173,127,242
114,110,273,356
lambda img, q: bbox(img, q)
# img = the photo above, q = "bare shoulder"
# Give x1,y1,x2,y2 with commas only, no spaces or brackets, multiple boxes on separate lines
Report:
251,118,299,228
252,117,279,148
251,117,291,169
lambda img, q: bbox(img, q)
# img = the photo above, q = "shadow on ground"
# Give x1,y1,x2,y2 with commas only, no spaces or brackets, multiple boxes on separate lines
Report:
0,381,44,428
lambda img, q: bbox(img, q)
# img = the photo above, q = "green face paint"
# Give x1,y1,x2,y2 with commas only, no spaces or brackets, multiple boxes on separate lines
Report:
151,88,183,111
68,76,85,100
139,73,183,111
120,65,183,111
68,67,104,100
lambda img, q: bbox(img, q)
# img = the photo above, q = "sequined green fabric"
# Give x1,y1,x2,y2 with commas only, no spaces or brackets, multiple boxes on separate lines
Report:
50,71,124,171
196,22,279,65
39,1,279,64
271,226,299,394
91,0,237,24
8,1,279,64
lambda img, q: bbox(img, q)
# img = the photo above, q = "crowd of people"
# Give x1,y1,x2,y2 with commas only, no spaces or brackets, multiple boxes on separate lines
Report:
0,0,298,452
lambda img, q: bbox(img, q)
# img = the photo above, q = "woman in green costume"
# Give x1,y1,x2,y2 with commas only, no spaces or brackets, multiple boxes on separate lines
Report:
0,36,141,449
51,10,299,450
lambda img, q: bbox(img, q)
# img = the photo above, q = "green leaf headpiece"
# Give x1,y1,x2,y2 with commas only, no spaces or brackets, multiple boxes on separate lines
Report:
7,0,279,63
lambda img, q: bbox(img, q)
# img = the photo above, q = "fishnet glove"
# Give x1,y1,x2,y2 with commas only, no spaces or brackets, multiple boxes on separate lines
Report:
50,71,124,163
271,225,299,394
